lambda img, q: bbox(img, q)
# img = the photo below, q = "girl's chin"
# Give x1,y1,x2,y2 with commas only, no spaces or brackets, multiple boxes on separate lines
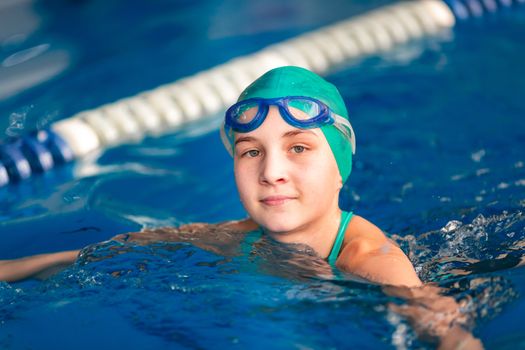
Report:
247,206,306,233
257,217,301,234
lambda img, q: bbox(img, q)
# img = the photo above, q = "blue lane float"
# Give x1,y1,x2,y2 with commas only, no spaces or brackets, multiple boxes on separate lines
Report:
0,141,32,182
443,0,524,19
0,0,522,187
0,161,10,187
34,129,75,164
21,136,55,173
0,129,74,185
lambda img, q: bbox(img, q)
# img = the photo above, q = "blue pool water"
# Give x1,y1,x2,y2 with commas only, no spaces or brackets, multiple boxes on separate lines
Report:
1,0,525,349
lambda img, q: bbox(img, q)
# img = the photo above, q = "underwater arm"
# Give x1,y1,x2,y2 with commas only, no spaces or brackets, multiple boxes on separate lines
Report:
337,217,483,346
0,250,80,282
178,218,259,232
339,217,482,348
111,218,259,257
385,284,483,350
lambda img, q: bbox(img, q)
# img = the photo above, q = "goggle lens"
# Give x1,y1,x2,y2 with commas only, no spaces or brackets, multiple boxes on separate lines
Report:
286,98,322,120
232,101,260,125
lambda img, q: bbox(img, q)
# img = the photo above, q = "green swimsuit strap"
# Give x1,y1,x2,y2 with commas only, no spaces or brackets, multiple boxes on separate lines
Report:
327,210,354,266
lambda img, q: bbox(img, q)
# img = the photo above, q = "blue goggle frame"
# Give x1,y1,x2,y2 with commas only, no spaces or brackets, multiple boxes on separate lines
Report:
221,96,356,156
225,96,332,133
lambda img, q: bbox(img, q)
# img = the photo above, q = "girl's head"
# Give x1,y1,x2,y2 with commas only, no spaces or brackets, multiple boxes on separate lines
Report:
221,66,355,234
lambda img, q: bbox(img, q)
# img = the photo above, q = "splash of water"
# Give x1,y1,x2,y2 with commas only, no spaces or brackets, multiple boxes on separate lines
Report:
392,210,525,282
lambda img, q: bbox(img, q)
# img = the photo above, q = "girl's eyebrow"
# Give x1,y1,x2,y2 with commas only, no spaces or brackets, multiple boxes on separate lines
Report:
234,136,257,146
282,130,318,138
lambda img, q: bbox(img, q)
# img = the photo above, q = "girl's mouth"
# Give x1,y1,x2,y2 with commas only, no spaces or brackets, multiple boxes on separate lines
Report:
260,195,295,206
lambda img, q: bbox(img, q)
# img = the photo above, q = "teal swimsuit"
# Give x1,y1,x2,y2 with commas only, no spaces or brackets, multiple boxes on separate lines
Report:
327,210,354,266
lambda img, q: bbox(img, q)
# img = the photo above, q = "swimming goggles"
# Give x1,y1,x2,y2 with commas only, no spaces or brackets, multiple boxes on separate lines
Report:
220,96,356,156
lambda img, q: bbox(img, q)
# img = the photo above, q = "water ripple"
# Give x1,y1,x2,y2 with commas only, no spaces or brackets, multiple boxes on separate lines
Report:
2,43,50,68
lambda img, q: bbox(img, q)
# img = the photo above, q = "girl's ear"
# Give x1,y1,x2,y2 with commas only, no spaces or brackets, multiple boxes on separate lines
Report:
336,174,343,190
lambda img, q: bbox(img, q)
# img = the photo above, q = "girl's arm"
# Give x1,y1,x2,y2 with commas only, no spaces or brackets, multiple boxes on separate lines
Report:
337,215,422,287
179,218,258,232
0,218,255,283
338,216,482,349
385,284,483,350
113,218,258,244
111,218,259,256
0,250,80,282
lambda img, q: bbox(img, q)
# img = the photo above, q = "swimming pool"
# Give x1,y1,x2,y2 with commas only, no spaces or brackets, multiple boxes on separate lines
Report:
1,0,525,348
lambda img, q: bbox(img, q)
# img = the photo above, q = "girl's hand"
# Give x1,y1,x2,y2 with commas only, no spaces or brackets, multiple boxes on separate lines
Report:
385,284,483,349
0,250,80,282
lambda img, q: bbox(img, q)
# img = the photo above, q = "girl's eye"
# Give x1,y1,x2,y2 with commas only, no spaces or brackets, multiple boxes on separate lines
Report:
245,149,260,157
291,145,305,153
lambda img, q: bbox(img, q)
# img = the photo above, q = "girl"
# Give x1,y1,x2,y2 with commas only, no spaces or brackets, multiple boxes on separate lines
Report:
217,65,422,287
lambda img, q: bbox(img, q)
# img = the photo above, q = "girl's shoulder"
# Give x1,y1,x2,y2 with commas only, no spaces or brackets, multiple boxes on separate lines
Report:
345,214,388,242
338,214,422,286
340,214,392,257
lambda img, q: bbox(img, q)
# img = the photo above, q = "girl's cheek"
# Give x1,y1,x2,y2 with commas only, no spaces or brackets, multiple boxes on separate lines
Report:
291,152,318,169
236,161,258,183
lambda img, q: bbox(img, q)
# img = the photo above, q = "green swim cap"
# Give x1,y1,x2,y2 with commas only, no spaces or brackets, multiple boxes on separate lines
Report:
236,66,355,183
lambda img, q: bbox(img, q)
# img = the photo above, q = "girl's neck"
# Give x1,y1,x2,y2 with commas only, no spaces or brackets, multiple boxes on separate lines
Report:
263,204,342,259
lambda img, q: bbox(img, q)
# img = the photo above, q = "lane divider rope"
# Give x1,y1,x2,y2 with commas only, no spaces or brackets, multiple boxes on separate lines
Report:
1,0,521,186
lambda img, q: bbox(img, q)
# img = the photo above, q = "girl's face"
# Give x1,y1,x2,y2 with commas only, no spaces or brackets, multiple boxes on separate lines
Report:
233,106,342,236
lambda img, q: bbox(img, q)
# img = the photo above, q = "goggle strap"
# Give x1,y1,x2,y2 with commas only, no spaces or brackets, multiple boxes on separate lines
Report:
220,123,234,157
333,114,356,155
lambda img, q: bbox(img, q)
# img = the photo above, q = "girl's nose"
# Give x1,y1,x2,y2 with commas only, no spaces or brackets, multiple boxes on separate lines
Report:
259,150,289,186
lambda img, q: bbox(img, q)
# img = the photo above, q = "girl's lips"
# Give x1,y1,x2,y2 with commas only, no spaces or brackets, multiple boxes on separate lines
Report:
260,195,295,206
